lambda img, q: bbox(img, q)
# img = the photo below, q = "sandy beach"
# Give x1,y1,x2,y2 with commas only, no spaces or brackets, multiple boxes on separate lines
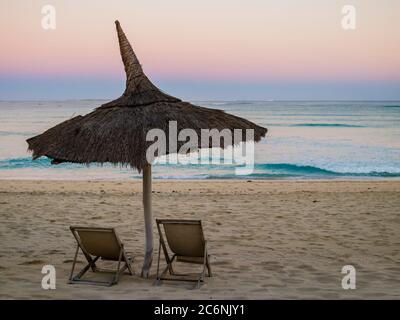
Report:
0,179,399,299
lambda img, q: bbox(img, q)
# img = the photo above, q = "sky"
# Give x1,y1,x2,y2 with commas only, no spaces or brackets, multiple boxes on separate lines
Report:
0,0,399,100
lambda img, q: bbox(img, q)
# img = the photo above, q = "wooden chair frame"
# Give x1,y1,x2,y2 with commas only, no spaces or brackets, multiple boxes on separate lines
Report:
69,226,134,286
155,219,212,288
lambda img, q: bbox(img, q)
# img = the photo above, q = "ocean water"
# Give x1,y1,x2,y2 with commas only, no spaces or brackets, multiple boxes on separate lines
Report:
0,100,400,180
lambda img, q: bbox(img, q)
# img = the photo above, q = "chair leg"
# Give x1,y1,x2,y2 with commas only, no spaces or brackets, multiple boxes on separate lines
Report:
113,248,124,284
168,255,176,275
69,246,132,286
69,244,80,281
156,236,177,286
195,279,202,289
192,247,208,289
194,272,204,289
206,255,212,277
125,255,134,275
70,256,100,282
71,263,91,281
155,240,162,285
156,255,176,286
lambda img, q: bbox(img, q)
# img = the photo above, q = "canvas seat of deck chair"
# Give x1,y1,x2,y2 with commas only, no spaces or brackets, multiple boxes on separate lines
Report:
69,226,134,286
156,219,212,288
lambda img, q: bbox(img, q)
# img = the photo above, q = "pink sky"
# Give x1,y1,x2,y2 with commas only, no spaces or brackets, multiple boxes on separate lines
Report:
0,1,399,100
1,0,399,82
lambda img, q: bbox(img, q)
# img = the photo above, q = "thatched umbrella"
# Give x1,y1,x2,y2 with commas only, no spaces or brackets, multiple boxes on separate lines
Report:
27,21,267,277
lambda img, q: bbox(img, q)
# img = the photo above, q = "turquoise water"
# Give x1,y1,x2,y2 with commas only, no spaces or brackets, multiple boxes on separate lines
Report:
0,100,400,180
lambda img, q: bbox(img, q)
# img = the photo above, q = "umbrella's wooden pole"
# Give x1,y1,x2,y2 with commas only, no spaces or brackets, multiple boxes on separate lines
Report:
141,164,153,278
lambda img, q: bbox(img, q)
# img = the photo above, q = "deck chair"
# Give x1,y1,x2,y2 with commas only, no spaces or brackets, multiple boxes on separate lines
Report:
156,219,212,288
69,226,134,286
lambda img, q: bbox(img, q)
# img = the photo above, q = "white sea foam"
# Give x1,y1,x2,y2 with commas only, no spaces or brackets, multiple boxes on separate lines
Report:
1,100,399,180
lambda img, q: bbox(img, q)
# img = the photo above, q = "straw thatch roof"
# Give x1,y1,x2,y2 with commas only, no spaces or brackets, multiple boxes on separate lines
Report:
27,21,267,171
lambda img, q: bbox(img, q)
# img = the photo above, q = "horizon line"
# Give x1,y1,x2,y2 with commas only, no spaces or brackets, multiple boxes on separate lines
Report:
1,99,400,103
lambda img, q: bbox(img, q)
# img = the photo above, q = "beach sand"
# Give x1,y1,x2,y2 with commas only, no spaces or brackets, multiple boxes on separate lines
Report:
0,179,399,299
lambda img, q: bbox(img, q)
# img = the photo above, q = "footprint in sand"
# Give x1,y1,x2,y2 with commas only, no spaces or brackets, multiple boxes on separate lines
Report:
19,259,45,265
47,249,62,255
63,259,84,264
